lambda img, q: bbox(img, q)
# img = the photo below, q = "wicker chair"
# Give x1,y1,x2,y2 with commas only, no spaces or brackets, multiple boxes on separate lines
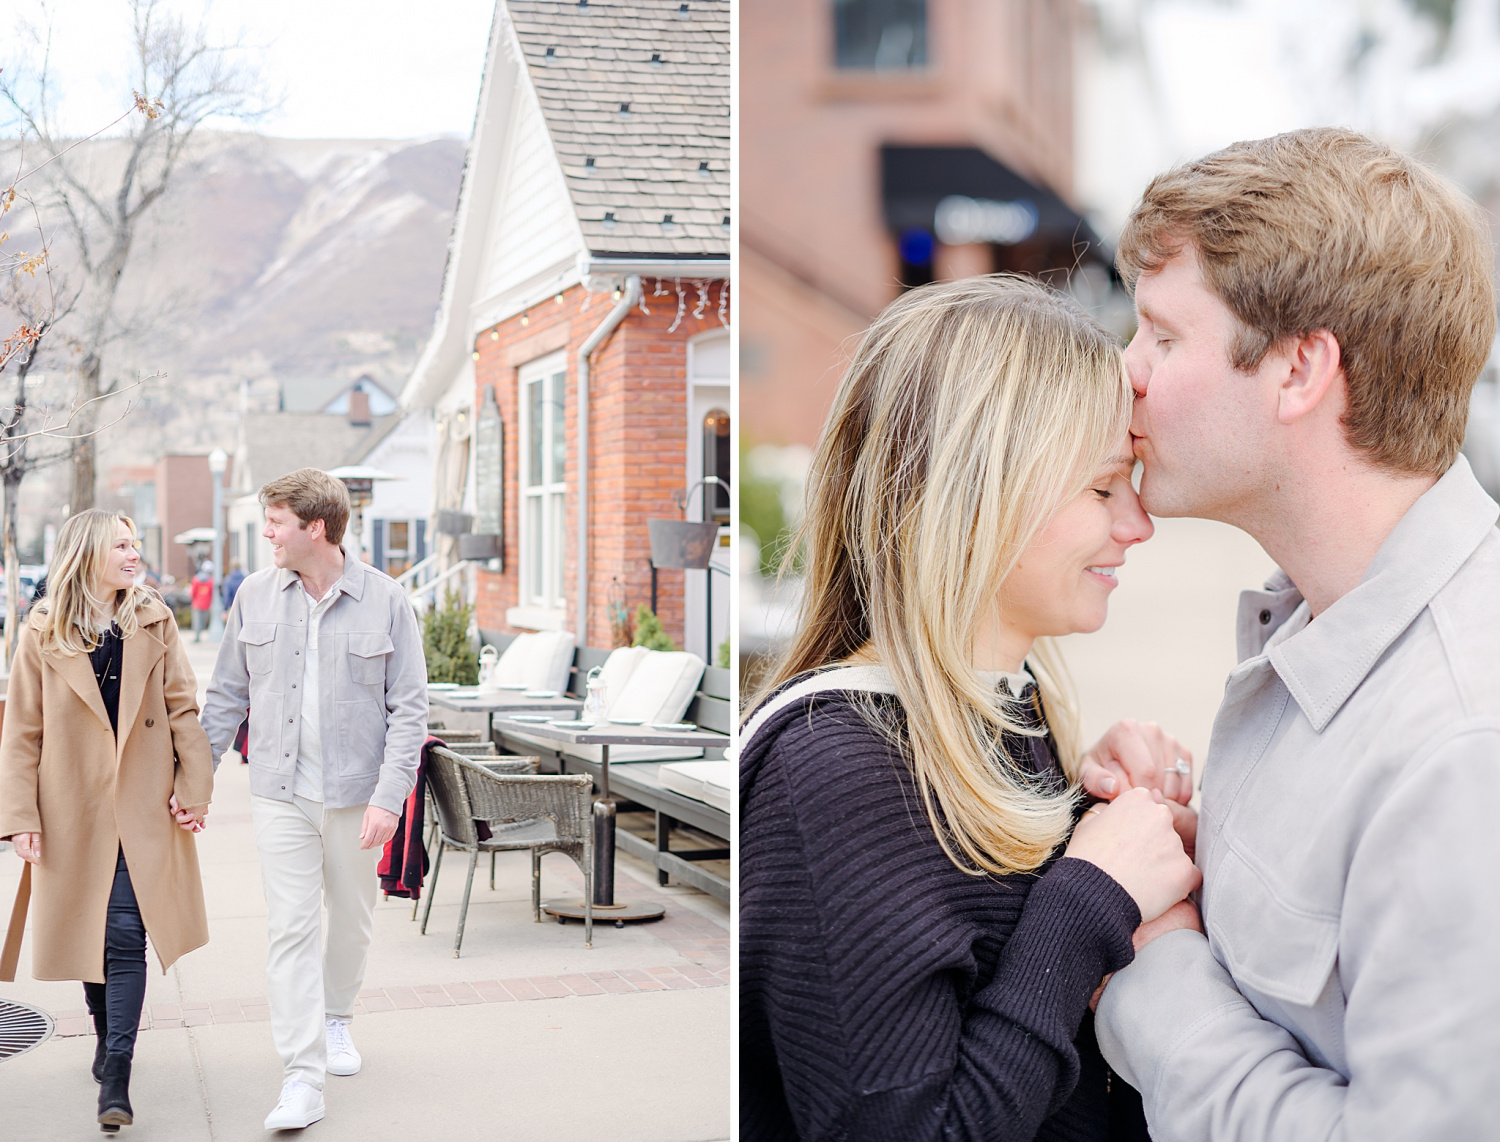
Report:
430,728,483,744
445,740,500,758
420,747,594,952
415,753,539,914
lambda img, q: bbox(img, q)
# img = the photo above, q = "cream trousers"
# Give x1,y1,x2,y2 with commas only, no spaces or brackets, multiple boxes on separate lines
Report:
251,794,379,1087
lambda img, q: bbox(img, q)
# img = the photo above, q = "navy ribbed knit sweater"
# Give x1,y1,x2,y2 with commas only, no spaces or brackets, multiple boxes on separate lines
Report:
740,685,1145,1142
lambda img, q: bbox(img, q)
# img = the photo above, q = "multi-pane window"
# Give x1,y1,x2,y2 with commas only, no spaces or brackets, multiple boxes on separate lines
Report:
519,354,568,611
834,0,927,69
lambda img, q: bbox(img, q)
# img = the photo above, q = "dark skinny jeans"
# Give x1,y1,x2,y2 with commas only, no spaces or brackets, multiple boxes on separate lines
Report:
82,849,147,1059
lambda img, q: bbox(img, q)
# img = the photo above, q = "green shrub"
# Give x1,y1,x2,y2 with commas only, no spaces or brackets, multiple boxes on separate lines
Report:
632,604,678,652
716,637,730,669
423,588,479,684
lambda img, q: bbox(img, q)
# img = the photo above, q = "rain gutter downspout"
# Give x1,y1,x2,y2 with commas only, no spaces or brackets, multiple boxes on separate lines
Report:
575,273,642,641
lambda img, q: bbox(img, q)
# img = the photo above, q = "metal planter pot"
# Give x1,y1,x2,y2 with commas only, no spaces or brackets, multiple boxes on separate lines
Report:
647,519,720,570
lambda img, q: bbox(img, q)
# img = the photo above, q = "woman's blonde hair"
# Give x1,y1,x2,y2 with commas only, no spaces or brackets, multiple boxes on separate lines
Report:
32,510,150,656
756,275,1131,876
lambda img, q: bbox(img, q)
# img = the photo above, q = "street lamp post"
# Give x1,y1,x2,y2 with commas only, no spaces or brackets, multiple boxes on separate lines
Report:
208,448,228,639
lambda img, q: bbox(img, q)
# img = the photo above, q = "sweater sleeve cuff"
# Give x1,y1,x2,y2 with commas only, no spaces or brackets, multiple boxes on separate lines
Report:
976,857,1141,1038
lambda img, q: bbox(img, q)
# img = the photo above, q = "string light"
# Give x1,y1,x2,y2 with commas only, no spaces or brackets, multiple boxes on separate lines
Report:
554,293,564,304
653,277,667,297
520,309,530,326
693,279,708,319
717,281,729,327
489,329,499,340
667,278,686,333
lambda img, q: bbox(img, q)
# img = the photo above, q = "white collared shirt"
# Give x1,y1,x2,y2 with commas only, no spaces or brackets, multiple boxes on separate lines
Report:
293,580,339,801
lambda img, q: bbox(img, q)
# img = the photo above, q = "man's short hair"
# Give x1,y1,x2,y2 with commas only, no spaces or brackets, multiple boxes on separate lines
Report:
259,468,350,546
1118,127,1496,475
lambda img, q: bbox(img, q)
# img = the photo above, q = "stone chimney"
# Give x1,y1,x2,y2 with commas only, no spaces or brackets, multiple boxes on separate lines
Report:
348,388,371,427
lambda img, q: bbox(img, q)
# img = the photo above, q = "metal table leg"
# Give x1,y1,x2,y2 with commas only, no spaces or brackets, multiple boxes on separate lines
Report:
544,743,665,928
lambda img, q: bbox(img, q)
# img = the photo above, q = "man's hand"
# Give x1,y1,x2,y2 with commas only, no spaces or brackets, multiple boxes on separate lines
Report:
168,794,208,833
1078,719,1194,805
359,805,400,850
1133,897,1203,953
10,832,40,864
1091,899,1204,1011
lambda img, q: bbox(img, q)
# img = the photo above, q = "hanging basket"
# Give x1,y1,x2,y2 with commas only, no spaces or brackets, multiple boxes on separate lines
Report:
646,519,720,570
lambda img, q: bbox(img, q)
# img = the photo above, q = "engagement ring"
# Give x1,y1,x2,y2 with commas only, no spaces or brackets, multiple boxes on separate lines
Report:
1172,759,1192,776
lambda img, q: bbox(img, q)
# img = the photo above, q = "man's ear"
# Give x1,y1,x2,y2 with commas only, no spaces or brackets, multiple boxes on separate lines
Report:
1276,329,1344,425
306,517,326,543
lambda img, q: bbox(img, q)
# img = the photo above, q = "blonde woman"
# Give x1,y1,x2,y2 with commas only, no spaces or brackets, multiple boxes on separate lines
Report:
739,276,1200,1141
0,511,213,1132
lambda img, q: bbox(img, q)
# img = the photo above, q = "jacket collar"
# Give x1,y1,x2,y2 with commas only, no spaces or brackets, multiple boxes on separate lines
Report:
275,547,366,603
44,594,172,738
1246,455,1498,732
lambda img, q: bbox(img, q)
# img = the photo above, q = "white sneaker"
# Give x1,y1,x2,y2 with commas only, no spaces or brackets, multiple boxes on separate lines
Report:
264,1080,325,1130
325,1018,362,1077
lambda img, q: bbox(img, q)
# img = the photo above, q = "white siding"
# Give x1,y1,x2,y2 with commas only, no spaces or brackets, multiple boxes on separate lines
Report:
479,78,581,303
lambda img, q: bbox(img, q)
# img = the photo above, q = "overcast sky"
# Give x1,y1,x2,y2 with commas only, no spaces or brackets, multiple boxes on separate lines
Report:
0,0,496,139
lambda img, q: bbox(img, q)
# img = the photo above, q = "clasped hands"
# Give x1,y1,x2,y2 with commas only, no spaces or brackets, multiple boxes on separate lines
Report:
1070,720,1205,1009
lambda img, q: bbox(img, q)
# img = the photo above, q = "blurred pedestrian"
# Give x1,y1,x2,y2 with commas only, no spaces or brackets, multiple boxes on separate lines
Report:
221,561,245,613
0,510,213,1131
189,562,213,643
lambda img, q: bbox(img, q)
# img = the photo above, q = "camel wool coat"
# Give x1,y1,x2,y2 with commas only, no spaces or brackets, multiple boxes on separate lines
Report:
0,595,215,981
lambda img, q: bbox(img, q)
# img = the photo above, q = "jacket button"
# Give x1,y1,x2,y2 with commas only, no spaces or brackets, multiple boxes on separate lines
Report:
288,718,294,724
145,718,154,727
1259,609,1272,625
292,684,296,689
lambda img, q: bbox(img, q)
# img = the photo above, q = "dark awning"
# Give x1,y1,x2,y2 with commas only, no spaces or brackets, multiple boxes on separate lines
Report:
880,145,1109,266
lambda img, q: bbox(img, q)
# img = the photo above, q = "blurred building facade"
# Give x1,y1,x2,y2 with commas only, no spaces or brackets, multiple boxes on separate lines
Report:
741,0,1105,449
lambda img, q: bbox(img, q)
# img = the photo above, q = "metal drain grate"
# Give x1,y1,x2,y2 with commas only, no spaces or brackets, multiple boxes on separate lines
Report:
0,1000,54,1060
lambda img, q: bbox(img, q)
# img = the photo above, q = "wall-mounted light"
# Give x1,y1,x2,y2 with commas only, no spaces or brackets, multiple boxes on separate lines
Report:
554,292,564,305
521,309,530,326
489,329,499,341
472,350,480,361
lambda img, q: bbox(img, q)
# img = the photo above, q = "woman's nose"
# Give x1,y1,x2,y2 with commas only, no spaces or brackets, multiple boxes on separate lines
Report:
1113,492,1154,546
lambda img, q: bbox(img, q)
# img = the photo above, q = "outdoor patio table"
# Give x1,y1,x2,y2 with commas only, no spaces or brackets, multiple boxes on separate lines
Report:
428,686,582,741
497,717,730,924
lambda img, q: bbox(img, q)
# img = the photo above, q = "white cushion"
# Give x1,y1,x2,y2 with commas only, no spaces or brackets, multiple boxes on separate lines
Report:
595,645,650,708
608,650,705,725
659,761,732,812
492,631,575,693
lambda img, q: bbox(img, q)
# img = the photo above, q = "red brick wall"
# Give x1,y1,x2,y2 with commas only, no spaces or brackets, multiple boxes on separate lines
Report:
472,280,730,650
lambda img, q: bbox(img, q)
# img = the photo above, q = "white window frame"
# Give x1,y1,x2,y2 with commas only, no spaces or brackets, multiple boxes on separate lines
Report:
512,351,568,626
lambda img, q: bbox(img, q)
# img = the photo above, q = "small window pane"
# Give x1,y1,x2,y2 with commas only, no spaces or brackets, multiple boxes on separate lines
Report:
527,497,544,602
702,408,731,521
388,521,409,552
834,0,927,69
548,492,566,604
528,379,545,486
548,369,567,485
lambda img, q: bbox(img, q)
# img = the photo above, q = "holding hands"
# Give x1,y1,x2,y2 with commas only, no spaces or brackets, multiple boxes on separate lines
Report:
1079,718,1194,805
1064,787,1199,923
168,794,208,833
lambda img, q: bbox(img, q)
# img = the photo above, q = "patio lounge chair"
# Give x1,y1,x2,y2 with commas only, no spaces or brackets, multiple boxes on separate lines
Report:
420,747,594,952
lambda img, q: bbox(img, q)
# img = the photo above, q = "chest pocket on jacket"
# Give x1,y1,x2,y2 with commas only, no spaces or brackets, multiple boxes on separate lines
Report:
347,632,394,685
239,623,277,675
1207,844,1340,1009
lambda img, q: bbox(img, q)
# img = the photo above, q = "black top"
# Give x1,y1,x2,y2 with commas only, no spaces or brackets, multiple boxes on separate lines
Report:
89,625,124,736
739,679,1148,1142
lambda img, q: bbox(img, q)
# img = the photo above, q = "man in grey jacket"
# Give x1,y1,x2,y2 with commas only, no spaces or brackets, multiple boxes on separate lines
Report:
201,468,427,1131
1083,128,1500,1139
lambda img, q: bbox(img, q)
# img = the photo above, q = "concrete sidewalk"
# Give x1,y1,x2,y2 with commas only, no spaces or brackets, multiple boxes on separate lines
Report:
1,637,730,1141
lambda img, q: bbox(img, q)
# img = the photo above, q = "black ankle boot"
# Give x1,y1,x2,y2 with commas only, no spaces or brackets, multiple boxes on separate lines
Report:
97,1053,133,1129
90,1011,108,1083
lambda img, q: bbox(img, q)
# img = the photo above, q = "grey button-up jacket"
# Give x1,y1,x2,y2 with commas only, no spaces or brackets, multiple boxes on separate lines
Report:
1097,456,1500,1141
200,552,428,816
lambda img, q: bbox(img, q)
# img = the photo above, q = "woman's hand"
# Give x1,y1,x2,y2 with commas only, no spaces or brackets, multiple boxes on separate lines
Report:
1064,786,1200,923
168,794,207,833
1078,719,1194,805
10,832,40,864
